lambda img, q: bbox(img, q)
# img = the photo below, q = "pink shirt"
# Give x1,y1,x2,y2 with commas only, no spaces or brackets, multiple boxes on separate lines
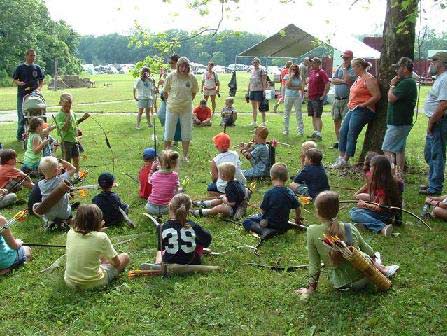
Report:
148,171,179,205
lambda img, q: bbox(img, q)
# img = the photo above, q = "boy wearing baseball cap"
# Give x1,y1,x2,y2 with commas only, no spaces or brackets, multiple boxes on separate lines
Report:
139,147,156,199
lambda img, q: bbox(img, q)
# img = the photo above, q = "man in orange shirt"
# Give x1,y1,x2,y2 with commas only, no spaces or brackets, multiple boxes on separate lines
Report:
193,99,212,127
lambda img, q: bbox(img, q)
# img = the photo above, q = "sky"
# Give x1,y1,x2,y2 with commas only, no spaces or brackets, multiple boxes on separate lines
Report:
45,0,444,40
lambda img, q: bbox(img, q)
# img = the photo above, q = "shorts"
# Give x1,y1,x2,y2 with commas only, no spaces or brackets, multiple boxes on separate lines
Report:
331,98,349,121
146,202,169,215
137,99,153,109
249,91,264,102
381,125,412,153
21,162,39,173
62,141,80,161
100,263,119,284
10,246,28,269
294,184,309,197
207,182,219,192
203,88,217,97
307,99,323,118
164,106,192,142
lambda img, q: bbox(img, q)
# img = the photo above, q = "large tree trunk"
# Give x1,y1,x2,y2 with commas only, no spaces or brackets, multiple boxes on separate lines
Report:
359,0,418,160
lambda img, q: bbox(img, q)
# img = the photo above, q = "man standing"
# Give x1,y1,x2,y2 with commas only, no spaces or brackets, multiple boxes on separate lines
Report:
12,49,44,141
420,52,447,196
307,57,329,141
382,57,417,174
330,50,356,149
299,57,310,85
201,62,220,115
274,60,292,113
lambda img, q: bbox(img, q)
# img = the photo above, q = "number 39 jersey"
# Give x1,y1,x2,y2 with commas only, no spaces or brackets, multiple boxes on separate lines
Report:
157,220,212,265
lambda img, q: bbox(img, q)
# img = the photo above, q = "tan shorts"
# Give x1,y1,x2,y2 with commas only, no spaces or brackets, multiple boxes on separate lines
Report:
204,88,217,97
331,98,349,121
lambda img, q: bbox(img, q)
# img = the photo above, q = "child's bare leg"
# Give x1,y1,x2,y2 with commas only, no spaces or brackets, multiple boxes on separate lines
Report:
72,156,80,172
206,204,232,216
154,250,162,264
136,108,143,127
208,191,223,198
432,206,447,220
145,108,151,126
23,246,32,260
115,253,130,272
261,112,266,123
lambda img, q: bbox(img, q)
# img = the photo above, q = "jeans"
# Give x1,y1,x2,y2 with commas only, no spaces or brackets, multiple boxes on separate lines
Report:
17,95,25,140
283,95,303,133
424,117,447,193
349,207,391,233
339,107,375,158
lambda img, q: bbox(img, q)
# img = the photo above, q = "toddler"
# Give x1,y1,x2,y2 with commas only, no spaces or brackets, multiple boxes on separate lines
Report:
241,126,270,179
220,97,237,127
192,99,212,126
22,117,51,173
139,147,156,199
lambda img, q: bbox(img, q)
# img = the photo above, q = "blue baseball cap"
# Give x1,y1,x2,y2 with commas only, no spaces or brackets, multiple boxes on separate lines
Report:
98,172,115,188
143,147,156,160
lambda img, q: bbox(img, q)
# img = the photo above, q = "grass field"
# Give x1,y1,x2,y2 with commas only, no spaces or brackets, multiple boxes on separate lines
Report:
0,74,446,335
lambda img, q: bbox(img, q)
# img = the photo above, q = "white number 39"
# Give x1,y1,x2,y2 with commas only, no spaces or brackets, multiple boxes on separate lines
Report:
162,228,196,254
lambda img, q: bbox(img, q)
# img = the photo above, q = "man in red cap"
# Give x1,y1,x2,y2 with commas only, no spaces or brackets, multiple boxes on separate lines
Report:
330,50,356,149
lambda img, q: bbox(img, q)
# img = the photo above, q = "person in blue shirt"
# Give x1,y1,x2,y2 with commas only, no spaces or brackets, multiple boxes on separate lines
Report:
243,163,302,240
290,148,330,199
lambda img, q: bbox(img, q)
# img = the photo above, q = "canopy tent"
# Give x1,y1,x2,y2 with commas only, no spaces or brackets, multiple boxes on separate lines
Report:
239,24,380,60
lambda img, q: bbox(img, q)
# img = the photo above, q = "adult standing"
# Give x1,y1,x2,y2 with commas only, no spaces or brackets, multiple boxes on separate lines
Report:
247,57,267,127
330,50,356,149
12,49,44,141
420,52,447,196
163,57,199,162
331,58,381,168
273,60,292,113
133,66,154,129
299,57,310,85
307,57,329,141
201,62,220,114
282,64,304,136
382,57,417,173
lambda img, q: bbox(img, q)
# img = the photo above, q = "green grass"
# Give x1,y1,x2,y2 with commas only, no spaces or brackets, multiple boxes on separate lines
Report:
0,87,446,335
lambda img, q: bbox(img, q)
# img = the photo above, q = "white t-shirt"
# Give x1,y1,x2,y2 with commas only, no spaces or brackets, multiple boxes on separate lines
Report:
424,71,447,117
203,71,219,90
213,150,246,192
134,78,154,100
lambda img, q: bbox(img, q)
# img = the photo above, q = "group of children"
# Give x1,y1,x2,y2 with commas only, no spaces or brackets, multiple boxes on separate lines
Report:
192,97,238,128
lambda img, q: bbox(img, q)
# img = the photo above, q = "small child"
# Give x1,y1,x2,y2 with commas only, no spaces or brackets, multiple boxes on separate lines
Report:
354,151,378,201
350,155,401,237
0,215,32,275
139,147,156,199
220,97,237,127
208,132,246,196
134,66,155,129
22,117,51,173
240,126,270,179
290,148,330,199
37,156,76,230
54,93,90,172
193,162,246,218
243,163,302,240
92,173,130,227
295,191,399,297
423,195,447,220
192,99,212,127
147,193,212,266
300,140,317,167
146,150,179,216
0,149,34,193
64,204,130,289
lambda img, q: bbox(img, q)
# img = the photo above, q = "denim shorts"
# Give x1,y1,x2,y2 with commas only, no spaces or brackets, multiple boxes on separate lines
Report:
146,202,169,215
137,99,153,109
10,246,28,269
381,125,412,153
100,263,119,284
307,99,323,118
249,91,264,102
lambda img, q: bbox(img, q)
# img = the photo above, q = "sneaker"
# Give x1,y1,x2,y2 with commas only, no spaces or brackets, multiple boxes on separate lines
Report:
248,121,257,127
297,130,304,136
384,264,399,278
192,200,204,207
419,189,441,196
282,130,289,135
314,134,322,141
135,125,141,130
182,156,190,163
260,122,266,127
330,157,349,169
306,132,316,139
381,224,393,237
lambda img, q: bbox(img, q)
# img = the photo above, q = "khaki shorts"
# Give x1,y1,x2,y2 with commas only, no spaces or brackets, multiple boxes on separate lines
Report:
204,88,217,97
331,98,349,121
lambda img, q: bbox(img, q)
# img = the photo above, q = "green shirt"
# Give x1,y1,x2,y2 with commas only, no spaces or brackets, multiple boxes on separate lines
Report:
55,111,77,142
386,77,417,126
23,133,42,167
306,223,374,289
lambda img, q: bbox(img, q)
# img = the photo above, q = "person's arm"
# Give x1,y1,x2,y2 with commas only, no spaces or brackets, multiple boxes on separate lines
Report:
194,223,212,248
261,70,267,90
320,72,330,99
293,167,308,184
32,135,48,154
37,67,44,91
1,223,22,250
359,77,381,109
387,76,400,103
201,78,205,92
428,101,447,134
353,225,374,256
42,125,56,136
133,87,138,100
210,160,218,182
294,207,302,225
60,159,76,176
191,76,199,100
203,108,212,123
62,113,73,132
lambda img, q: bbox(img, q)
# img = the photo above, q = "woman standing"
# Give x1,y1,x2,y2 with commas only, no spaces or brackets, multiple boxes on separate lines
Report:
247,57,267,127
331,58,381,168
163,57,199,162
282,64,304,136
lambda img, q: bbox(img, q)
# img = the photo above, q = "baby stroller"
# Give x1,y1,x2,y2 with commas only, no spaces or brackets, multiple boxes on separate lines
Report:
22,91,46,149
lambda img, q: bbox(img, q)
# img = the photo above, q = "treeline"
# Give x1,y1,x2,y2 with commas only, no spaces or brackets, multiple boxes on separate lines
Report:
79,30,265,65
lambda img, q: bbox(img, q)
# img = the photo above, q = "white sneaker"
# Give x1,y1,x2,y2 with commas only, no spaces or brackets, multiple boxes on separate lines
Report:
384,264,399,278
330,157,348,169
297,130,304,136
182,156,190,163
135,125,141,130
260,122,266,127
282,130,289,135
249,121,257,127
381,224,393,237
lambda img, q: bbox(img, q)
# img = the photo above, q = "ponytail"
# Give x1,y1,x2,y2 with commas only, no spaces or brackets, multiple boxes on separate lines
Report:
168,193,192,227
175,204,188,227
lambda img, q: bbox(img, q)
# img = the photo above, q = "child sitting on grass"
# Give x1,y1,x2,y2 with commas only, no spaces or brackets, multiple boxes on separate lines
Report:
0,215,32,275
192,99,212,127
422,195,447,220
354,151,378,200
300,141,317,167
220,97,237,127
36,156,76,230
139,147,156,199
295,191,399,297
92,173,130,227
243,163,302,240
64,204,130,289
208,132,246,196
146,149,179,216
240,126,270,179
143,193,211,267
193,162,247,218
350,155,401,237
290,148,330,199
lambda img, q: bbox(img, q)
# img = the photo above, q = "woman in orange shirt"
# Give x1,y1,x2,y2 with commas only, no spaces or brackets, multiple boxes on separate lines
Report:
331,58,381,168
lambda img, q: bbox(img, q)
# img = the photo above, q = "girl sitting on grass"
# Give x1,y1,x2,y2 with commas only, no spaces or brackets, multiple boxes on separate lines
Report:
296,191,398,297
0,215,32,275
64,204,129,289
22,117,54,174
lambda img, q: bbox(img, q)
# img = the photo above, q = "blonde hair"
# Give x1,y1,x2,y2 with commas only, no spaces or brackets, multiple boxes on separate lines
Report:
59,92,73,105
218,162,236,181
176,57,191,73
352,58,369,69
169,193,192,227
38,156,58,175
270,162,288,182
301,141,317,154
159,149,179,170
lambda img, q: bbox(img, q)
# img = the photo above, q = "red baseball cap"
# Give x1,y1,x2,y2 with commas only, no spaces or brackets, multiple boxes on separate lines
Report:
213,132,231,150
342,50,353,58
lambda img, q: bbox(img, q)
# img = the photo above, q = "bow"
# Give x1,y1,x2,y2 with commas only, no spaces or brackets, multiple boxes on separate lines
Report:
0,210,28,233
89,115,115,173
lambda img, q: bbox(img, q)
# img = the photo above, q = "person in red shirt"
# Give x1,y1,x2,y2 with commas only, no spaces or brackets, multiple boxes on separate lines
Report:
0,149,34,190
139,147,156,199
192,99,212,127
307,57,330,141
273,60,292,113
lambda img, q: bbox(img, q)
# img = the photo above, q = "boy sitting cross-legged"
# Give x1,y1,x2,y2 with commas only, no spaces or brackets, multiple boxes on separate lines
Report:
243,163,302,240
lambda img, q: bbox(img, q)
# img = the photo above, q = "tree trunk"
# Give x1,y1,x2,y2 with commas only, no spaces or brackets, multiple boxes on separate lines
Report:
359,0,418,160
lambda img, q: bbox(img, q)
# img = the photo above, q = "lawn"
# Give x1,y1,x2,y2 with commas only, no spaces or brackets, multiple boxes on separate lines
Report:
0,80,446,335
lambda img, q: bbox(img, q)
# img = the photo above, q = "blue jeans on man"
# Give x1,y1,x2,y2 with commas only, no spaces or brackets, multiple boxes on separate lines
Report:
339,107,375,157
424,117,447,194
17,94,25,140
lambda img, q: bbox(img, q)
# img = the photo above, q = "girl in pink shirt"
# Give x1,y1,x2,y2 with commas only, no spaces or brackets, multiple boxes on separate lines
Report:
146,150,179,216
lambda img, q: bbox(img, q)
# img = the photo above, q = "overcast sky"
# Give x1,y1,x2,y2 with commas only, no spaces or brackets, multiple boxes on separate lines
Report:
45,0,444,39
